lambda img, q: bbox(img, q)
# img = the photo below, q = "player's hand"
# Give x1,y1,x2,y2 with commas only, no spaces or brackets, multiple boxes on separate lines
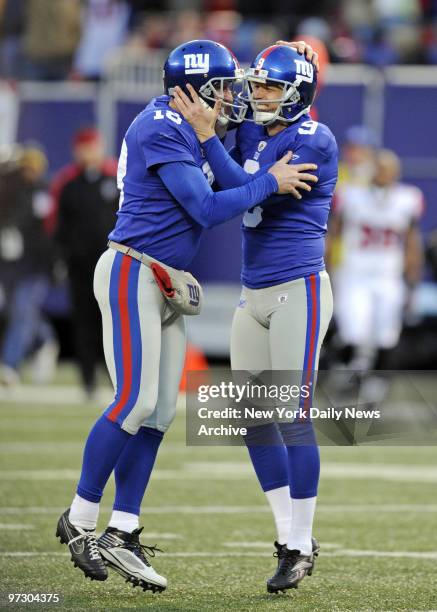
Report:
172,84,221,143
275,40,320,71
268,151,318,197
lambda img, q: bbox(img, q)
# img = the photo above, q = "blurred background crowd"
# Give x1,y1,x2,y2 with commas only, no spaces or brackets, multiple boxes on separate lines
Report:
0,0,437,398
2,0,437,82
0,129,118,396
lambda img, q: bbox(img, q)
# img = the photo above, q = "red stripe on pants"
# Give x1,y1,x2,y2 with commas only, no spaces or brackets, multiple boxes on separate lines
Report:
108,255,133,422
302,274,318,418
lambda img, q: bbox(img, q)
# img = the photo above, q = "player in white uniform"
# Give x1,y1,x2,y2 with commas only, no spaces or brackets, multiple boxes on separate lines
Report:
331,149,423,369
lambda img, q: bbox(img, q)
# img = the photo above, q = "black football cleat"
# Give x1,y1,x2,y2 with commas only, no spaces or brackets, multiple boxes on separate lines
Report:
98,527,167,593
267,547,315,593
273,536,320,569
311,536,321,558
56,509,108,581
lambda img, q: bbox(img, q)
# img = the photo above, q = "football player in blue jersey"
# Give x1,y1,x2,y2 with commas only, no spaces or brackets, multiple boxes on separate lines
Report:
55,39,320,592
173,43,338,593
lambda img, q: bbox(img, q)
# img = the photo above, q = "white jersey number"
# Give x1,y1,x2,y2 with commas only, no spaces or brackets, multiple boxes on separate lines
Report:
153,109,182,125
117,139,128,209
242,159,264,228
298,120,318,135
243,205,264,228
202,161,215,186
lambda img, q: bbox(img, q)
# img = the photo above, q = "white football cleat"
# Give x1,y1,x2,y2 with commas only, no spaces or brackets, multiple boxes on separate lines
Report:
98,527,167,592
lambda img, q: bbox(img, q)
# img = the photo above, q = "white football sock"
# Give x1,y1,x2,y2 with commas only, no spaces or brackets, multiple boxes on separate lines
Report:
287,496,317,556
265,486,292,545
108,510,139,534
69,494,100,530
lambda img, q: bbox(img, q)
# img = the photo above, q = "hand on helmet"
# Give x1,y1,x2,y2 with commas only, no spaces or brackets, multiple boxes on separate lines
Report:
275,40,320,72
172,84,222,143
268,151,318,197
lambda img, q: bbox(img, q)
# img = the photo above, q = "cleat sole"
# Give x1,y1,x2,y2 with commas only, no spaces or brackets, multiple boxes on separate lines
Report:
104,557,166,592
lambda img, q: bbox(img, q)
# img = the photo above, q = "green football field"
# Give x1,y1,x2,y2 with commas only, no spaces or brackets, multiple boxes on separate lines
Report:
0,368,436,611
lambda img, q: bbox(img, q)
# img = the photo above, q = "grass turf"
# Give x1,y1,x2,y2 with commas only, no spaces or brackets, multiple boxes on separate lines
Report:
0,372,436,611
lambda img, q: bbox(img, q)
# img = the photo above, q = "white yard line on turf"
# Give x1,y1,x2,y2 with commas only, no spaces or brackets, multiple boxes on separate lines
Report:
183,461,437,483
0,506,272,515
1,549,437,559
0,385,187,408
0,442,83,453
0,441,188,453
222,542,341,549
0,386,111,405
0,524,34,529
1,462,437,482
0,504,437,515
141,533,183,540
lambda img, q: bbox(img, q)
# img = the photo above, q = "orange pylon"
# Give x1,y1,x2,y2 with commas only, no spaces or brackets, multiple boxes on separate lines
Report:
179,343,209,391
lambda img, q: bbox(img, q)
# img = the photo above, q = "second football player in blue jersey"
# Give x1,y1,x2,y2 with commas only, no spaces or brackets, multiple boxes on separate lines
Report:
173,44,338,593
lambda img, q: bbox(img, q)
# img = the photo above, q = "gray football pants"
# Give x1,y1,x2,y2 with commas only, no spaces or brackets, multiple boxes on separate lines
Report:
231,271,333,411
93,248,186,434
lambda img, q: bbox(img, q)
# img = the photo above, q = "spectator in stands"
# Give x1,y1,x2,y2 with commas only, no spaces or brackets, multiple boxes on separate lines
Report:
22,0,81,80
0,144,58,386
126,0,162,27
73,0,130,81
338,125,378,186
128,12,170,50
1,0,434,77
168,10,203,47
0,0,25,78
53,128,118,398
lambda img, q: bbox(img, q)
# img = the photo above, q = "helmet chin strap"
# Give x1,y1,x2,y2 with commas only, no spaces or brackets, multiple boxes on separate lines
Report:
252,108,280,126
252,102,311,126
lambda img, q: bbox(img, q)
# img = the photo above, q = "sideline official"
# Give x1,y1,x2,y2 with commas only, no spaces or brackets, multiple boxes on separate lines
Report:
53,127,118,396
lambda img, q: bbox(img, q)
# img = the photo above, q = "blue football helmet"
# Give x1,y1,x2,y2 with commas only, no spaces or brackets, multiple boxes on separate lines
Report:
241,45,318,125
163,39,246,124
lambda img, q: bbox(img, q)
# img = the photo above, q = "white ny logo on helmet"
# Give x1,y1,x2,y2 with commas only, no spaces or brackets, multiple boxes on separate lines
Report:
184,53,210,74
294,59,314,83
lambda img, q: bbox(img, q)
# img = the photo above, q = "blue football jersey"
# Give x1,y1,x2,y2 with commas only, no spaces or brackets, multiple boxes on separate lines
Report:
109,95,213,269
236,114,338,288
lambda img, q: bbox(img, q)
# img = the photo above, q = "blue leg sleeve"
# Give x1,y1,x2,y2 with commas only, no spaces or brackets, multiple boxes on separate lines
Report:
113,426,164,515
244,423,289,492
77,415,131,503
279,421,320,499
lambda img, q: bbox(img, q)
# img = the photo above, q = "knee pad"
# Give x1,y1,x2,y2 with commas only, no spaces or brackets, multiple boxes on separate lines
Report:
119,404,157,435
142,401,177,433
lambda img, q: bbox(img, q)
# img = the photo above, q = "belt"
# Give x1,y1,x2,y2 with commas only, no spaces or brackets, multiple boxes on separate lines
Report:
107,240,172,272
107,240,202,317
108,240,148,264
